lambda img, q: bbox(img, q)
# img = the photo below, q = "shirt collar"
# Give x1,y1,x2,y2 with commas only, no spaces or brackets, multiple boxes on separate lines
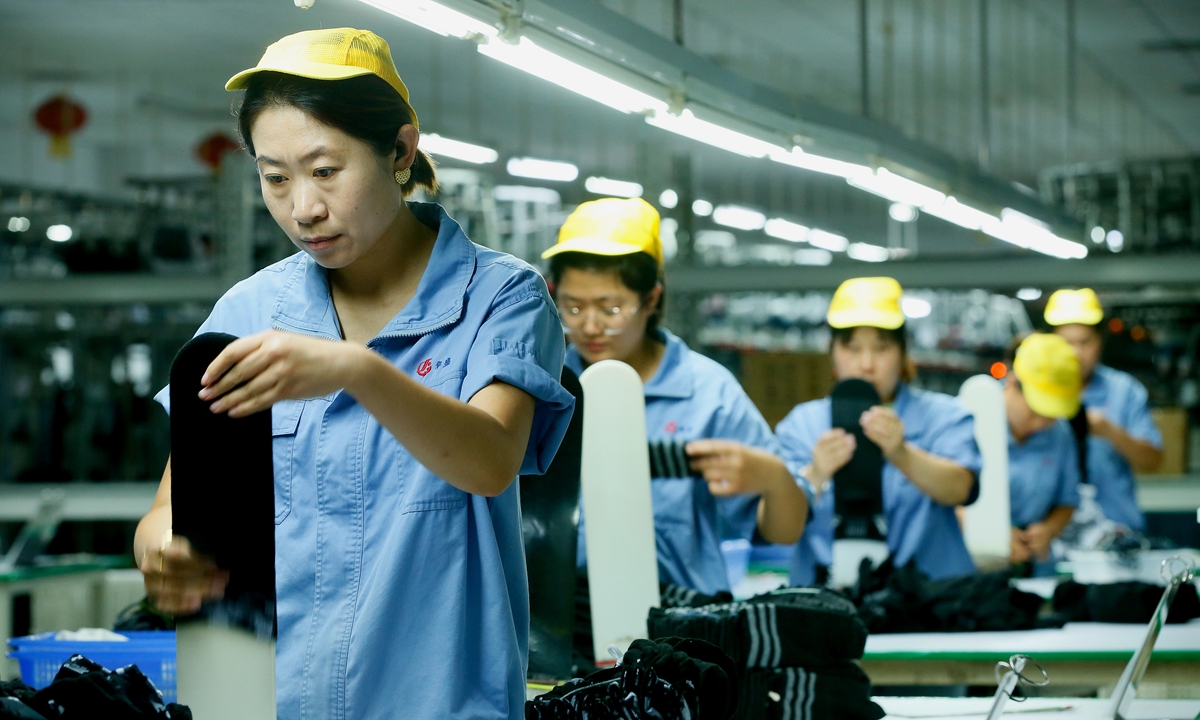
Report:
272,203,474,341
891,382,912,413
563,328,695,400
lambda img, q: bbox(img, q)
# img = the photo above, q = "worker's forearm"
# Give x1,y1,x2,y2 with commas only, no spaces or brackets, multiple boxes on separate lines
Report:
889,442,975,506
1044,505,1075,540
1104,425,1163,473
755,459,809,545
344,347,530,497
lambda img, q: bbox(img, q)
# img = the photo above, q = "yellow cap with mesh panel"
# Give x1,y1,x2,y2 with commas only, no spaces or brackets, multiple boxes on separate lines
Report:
1044,288,1103,327
827,277,906,330
1013,333,1082,419
225,28,418,129
542,197,663,267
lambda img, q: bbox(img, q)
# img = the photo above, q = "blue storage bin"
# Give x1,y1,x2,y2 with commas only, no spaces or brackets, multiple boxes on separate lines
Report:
7,631,177,703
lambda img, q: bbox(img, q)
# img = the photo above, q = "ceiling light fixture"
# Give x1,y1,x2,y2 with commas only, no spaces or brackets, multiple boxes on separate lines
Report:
46,224,73,242
646,109,786,158
764,218,810,243
983,209,1088,259
889,203,918,223
1016,288,1043,301
901,296,932,318
506,157,579,182
420,133,498,164
658,189,679,209
794,248,833,266
1106,229,1124,252
692,199,714,217
1090,226,1106,244
7,216,30,233
847,242,890,262
492,185,562,204
850,168,946,208
585,176,644,198
807,229,849,252
479,36,667,115
769,147,871,179
712,204,767,231
920,196,994,231
356,0,497,38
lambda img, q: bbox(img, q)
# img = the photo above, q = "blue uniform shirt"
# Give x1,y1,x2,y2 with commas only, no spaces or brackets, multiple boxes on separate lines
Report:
156,204,574,720
776,384,982,587
1008,421,1081,528
1083,365,1161,531
567,330,809,596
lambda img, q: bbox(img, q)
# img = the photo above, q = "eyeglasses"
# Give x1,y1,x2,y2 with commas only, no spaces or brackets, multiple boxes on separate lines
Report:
557,301,643,336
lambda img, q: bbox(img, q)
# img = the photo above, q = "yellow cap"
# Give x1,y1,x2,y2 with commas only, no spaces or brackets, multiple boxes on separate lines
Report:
1013,333,1082,419
827,277,906,330
1044,288,1103,327
542,197,663,267
226,28,418,129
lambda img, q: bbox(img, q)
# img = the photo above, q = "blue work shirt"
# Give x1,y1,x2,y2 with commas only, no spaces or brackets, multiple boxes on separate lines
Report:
1083,365,1161,531
567,330,809,596
1008,421,1081,529
155,203,573,720
777,384,982,587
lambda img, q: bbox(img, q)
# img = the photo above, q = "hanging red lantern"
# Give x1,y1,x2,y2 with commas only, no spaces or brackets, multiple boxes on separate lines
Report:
34,95,88,158
195,132,241,174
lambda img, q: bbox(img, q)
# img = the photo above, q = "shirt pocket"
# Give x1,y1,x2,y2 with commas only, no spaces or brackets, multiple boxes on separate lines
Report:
272,400,304,524
401,373,468,514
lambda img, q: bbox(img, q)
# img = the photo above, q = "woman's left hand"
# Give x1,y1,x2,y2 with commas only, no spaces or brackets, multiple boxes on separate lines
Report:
686,439,778,497
860,406,907,459
198,330,361,417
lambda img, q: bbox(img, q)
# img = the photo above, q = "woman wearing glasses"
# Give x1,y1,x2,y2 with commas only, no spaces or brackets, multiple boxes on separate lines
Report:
543,197,810,595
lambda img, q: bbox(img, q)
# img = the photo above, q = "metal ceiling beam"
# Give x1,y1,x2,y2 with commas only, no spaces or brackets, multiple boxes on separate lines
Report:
0,275,230,306
511,0,1080,235
666,254,1200,293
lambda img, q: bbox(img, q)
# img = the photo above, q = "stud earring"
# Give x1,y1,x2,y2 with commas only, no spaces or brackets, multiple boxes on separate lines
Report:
394,167,411,185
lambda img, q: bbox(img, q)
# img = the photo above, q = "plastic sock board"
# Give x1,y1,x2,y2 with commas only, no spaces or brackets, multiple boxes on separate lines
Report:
958,374,1011,567
579,360,659,664
830,379,888,586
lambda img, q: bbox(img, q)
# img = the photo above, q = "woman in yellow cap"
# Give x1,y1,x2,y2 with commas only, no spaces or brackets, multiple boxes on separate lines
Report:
543,197,811,596
134,29,574,719
777,277,982,586
1003,333,1083,575
1045,288,1162,531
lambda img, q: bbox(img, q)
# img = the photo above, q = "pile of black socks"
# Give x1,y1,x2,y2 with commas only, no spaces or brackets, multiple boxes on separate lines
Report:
1052,580,1200,624
649,588,884,720
527,637,738,720
0,655,190,719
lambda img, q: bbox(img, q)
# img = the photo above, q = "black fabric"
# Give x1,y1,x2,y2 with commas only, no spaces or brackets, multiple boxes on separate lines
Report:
169,333,275,636
1052,580,1200,624
648,588,868,668
738,662,885,720
1068,403,1090,485
113,599,175,632
6,654,192,719
522,367,584,681
0,681,36,704
830,379,885,540
847,559,1056,633
526,638,738,720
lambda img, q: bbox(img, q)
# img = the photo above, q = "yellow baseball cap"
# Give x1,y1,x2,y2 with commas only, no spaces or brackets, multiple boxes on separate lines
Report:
542,197,663,267
1044,288,1103,327
1013,333,1082,419
226,28,418,130
827,277,905,330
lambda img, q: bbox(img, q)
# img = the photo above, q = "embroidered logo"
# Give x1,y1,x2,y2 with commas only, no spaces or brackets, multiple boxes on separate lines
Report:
417,358,433,377
665,421,678,434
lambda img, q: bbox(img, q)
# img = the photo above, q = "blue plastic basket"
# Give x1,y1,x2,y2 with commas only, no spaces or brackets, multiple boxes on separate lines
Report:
7,631,177,703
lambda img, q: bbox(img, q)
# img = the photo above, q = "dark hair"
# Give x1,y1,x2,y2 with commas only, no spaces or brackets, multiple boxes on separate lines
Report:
235,72,438,197
830,324,915,382
547,251,664,338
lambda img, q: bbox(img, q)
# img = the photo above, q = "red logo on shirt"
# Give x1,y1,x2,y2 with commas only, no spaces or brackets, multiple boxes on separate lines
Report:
417,358,433,377
665,421,677,434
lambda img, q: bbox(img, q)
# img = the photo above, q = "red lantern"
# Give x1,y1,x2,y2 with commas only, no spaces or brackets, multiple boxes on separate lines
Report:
195,132,241,174
34,95,88,158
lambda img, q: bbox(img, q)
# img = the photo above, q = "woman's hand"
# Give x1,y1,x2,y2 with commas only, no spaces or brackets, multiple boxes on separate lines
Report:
809,429,857,489
687,439,776,496
1023,521,1053,559
198,330,365,417
860,406,906,459
139,533,228,616
1010,527,1032,564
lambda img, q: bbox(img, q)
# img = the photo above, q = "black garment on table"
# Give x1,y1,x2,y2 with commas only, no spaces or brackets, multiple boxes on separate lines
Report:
169,333,275,636
527,638,738,720
11,654,192,720
0,681,35,704
0,697,44,720
1068,403,1089,485
648,588,868,669
738,662,885,720
847,558,1057,634
1052,580,1200,624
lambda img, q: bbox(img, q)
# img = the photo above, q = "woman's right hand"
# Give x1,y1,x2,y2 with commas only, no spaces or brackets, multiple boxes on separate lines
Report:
809,428,857,491
139,533,228,616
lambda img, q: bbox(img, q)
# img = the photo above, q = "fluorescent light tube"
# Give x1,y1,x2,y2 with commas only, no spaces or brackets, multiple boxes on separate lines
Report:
646,109,786,158
901,296,932,318
420,133,498,164
850,168,946,208
1016,288,1042,301
585,176,644,198
889,203,917,223
769,147,871,179
506,157,579,182
480,37,667,115
847,242,889,262
807,229,849,252
712,204,766,231
764,218,810,243
920,197,994,231
492,185,562,204
692,199,714,217
794,248,832,266
982,212,1088,259
658,189,678,209
46,224,73,242
356,0,497,38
